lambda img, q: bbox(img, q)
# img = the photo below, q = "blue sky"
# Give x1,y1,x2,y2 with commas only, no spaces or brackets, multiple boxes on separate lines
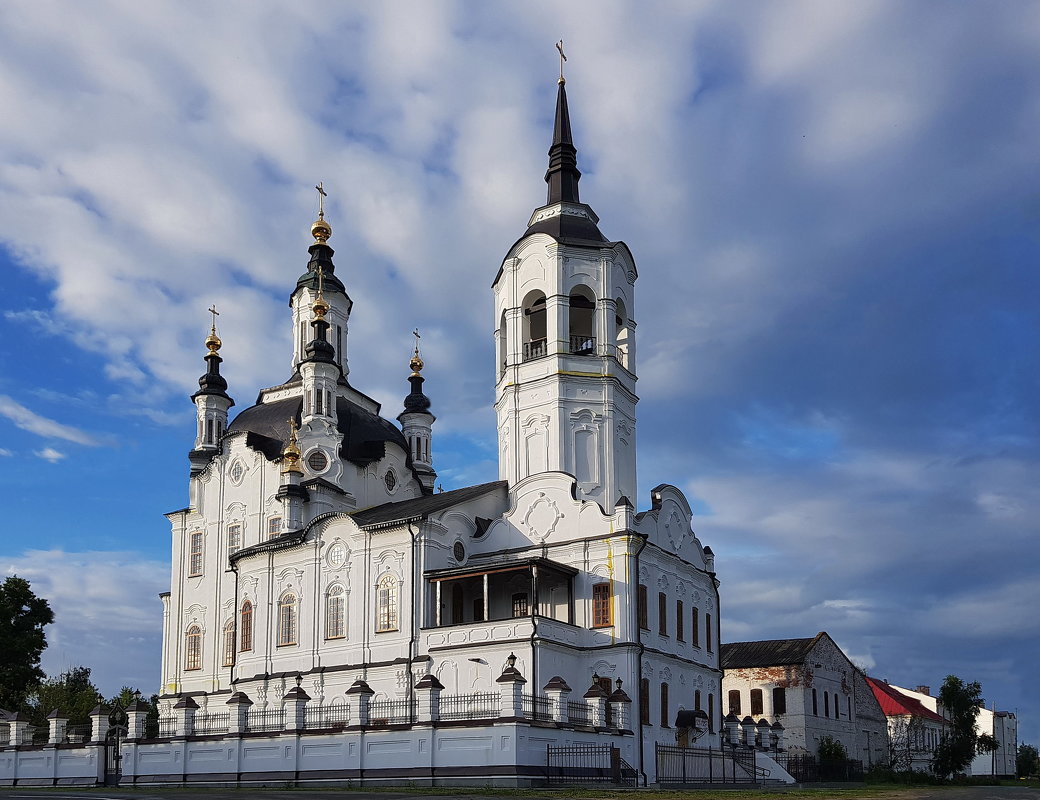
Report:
1,0,1038,745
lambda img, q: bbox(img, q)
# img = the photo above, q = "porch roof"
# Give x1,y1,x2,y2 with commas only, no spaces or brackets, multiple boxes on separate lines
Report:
425,556,578,582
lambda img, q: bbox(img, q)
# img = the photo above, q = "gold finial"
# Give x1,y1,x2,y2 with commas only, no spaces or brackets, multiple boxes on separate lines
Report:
312,265,330,318
282,417,303,475
310,182,332,244
205,305,222,353
556,40,567,85
410,328,424,376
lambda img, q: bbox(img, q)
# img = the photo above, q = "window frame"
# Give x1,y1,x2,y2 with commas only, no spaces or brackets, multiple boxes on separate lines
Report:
728,689,742,716
658,591,668,636
691,606,700,646
705,612,713,651
512,592,529,618
639,678,650,725
637,584,649,630
188,531,204,577
660,682,669,727
185,625,202,671
591,582,611,627
676,599,684,642
278,591,298,646
239,600,253,652
376,573,399,632
227,523,241,559
750,688,764,716
222,620,236,667
325,584,345,640
267,516,283,539
773,686,787,715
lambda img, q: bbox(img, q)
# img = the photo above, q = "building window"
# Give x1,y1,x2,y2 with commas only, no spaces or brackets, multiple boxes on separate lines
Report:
812,688,818,716
185,625,202,670
376,574,398,632
451,583,464,625
512,592,529,618
751,688,763,716
326,585,345,639
222,620,235,667
773,687,787,715
188,532,204,576
307,450,328,473
707,693,715,732
268,517,282,539
847,697,851,720
592,583,611,627
695,689,701,711
384,468,397,493
239,600,253,651
824,691,830,718
691,606,700,646
278,592,298,646
661,683,669,727
728,689,741,715
676,600,684,642
705,613,713,651
639,678,650,725
227,524,241,559
658,592,667,635
637,584,648,630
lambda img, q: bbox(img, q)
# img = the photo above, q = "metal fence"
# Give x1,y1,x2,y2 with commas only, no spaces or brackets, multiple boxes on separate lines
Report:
304,704,351,730
656,743,758,785
368,698,414,725
521,693,552,722
193,711,230,735
246,707,285,732
773,754,864,782
439,692,499,721
157,716,177,738
566,700,592,726
546,744,637,786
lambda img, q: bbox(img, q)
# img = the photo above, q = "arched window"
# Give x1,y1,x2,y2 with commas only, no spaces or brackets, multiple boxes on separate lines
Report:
614,297,632,370
568,286,596,354
188,531,204,577
222,620,235,667
376,574,398,632
239,600,253,651
522,291,547,361
498,310,508,376
185,625,202,670
326,585,345,639
660,682,669,727
278,592,298,646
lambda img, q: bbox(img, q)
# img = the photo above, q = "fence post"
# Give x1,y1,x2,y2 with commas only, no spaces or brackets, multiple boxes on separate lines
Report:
414,674,443,723
283,684,310,731
172,696,198,737
583,678,608,727
496,656,527,718
607,680,632,730
226,692,252,734
346,679,374,726
542,676,571,723
7,713,29,746
125,698,150,740
89,704,110,743
47,709,69,744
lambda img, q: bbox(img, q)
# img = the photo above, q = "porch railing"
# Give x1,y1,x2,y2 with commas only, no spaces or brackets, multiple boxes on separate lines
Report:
522,338,547,361
569,334,596,354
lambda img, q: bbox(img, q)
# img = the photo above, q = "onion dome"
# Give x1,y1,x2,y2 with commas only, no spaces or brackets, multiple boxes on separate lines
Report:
281,418,303,475
399,337,433,418
191,321,234,405
302,266,337,364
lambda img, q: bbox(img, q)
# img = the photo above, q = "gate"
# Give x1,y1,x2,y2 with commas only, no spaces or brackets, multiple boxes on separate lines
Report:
656,743,758,785
103,706,128,786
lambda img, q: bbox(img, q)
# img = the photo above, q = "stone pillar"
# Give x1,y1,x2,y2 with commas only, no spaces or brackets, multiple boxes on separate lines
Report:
346,679,374,726
740,716,756,748
47,709,69,744
89,704,109,743
226,692,253,734
724,713,741,745
771,720,785,752
584,678,609,728
414,674,444,724
608,680,632,730
283,684,311,731
757,719,771,749
543,676,571,724
495,654,527,718
125,699,150,740
173,696,198,737
7,712,29,746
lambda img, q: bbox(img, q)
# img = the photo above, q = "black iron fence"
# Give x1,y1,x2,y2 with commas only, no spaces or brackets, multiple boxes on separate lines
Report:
566,700,592,726
368,698,414,725
304,703,351,730
156,716,177,738
439,692,499,721
245,708,284,732
773,754,864,782
656,743,758,785
546,743,637,786
193,712,230,735
522,693,552,722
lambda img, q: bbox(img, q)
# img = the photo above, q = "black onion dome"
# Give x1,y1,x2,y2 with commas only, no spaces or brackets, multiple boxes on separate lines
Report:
228,395,409,467
295,243,346,295
191,353,234,405
399,374,433,418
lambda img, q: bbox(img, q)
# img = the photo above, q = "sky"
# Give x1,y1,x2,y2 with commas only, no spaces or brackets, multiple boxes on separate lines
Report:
0,0,1038,746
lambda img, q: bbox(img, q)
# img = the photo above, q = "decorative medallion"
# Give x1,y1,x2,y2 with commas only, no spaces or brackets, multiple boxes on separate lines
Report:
384,468,398,493
453,541,466,563
522,493,562,541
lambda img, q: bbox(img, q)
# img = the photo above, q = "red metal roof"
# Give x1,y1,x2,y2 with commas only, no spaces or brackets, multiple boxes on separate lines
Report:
866,677,946,724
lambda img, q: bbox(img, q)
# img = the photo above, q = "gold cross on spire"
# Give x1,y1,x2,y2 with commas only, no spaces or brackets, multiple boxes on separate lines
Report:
410,328,424,375
208,304,219,334
556,40,567,85
412,328,421,356
315,182,327,219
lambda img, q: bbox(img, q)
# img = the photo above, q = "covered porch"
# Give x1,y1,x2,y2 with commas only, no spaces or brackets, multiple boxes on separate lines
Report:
426,557,577,627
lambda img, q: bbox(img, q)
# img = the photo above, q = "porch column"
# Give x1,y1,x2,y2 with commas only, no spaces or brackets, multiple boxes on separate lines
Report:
584,678,608,727
496,654,527,718
435,581,442,627
608,680,632,730
482,573,489,622
125,698,150,740
531,564,539,616
172,697,198,737
724,713,741,745
7,713,29,746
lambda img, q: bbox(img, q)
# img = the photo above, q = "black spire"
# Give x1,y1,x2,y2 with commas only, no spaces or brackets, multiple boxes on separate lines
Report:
545,81,581,204
401,373,432,416
191,326,234,405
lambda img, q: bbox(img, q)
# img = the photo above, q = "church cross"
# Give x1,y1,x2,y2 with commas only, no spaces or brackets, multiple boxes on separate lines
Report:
412,327,421,355
315,182,327,218
556,40,567,84
208,304,219,333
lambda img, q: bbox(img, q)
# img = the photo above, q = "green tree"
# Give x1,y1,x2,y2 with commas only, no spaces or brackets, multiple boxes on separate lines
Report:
819,735,849,761
0,575,54,711
26,666,101,728
1018,744,1039,778
931,674,995,777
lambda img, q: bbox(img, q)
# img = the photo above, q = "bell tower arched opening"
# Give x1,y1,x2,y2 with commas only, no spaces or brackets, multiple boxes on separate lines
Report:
569,286,596,355
522,291,547,361
614,297,632,370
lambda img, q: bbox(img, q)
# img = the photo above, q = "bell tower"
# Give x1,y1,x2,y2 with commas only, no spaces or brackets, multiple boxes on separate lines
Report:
493,62,638,509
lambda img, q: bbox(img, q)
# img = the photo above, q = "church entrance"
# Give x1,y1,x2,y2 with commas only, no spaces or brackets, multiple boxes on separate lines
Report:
103,707,128,786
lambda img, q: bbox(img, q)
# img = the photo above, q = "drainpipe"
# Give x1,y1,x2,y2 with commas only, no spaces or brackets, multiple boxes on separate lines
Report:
230,561,239,688
633,534,648,787
407,520,421,720
529,564,538,695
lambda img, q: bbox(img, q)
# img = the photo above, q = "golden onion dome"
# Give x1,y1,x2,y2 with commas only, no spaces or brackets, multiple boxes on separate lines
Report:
311,215,332,245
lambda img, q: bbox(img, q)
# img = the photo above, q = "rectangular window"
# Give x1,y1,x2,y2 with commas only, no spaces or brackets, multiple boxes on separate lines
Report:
299,321,306,362
658,592,667,635
512,592,529,618
694,689,701,711
705,613,713,651
751,688,763,716
660,683,669,727
691,606,700,646
639,678,650,725
188,532,204,576
676,600,684,641
728,689,741,715
205,417,215,444
227,524,241,558
773,687,787,715
336,325,343,367
824,691,830,718
326,588,345,639
812,688,818,716
707,693,714,732
268,517,282,539
240,602,253,652
592,583,611,627
637,584,648,630
847,697,851,720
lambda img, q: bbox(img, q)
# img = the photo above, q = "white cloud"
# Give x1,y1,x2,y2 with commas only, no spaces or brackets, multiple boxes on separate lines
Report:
34,447,65,462
0,448,12,456
0,395,99,445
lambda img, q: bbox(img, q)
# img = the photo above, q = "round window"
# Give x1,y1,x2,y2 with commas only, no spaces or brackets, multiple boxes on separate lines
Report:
453,541,465,562
384,468,397,493
230,461,244,483
307,450,329,473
